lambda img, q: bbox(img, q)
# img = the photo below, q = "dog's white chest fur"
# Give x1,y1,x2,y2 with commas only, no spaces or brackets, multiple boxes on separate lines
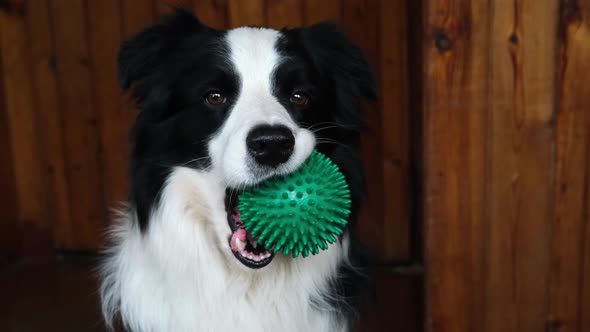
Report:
101,168,349,332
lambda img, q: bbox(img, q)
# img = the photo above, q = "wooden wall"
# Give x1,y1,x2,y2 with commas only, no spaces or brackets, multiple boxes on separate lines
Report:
0,0,412,263
423,0,590,331
6,0,589,331
1,1,421,331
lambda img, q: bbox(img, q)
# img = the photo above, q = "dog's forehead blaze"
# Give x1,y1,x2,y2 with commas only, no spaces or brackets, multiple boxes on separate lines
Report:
220,27,295,129
225,27,281,94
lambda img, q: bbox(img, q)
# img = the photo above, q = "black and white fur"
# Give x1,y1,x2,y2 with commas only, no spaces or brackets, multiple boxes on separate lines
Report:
100,10,376,332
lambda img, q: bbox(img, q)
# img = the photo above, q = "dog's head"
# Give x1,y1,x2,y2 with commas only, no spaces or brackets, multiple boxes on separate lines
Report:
120,10,376,269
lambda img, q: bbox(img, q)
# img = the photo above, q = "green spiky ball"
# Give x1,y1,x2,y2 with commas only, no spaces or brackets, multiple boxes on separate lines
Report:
238,150,351,258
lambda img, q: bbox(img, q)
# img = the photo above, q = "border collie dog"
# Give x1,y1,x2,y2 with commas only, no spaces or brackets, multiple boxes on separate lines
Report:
100,10,376,332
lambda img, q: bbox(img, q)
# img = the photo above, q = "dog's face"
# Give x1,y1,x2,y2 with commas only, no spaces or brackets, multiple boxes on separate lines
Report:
207,27,316,188
119,11,376,269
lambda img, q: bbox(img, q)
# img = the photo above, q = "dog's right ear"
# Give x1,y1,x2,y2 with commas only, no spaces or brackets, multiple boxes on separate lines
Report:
117,9,207,91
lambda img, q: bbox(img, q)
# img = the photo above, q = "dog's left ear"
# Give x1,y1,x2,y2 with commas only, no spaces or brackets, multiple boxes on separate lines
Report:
297,22,378,128
300,22,378,99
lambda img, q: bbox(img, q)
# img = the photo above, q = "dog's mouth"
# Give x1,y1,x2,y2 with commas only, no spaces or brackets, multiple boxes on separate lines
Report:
225,189,274,269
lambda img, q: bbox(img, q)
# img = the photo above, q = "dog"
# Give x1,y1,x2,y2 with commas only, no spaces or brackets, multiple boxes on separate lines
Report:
99,9,376,332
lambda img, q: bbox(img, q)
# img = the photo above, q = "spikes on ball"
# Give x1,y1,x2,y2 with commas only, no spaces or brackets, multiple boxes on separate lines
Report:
238,150,351,258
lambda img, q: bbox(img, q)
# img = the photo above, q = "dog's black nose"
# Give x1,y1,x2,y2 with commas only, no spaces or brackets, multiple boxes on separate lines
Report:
246,125,295,167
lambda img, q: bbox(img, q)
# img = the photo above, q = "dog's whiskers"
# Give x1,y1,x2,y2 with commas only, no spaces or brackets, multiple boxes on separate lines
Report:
179,156,210,167
304,121,362,132
305,121,341,131
315,138,358,154
310,125,341,134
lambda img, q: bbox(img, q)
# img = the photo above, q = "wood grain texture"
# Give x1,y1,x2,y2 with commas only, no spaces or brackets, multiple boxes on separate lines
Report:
342,0,383,258
25,0,71,249
0,3,419,329
193,0,228,29
0,9,47,228
548,1,590,331
49,0,105,249
121,0,157,37
486,1,557,331
266,0,302,29
0,25,20,262
303,0,341,24
87,0,130,217
227,0,264,27
156,0,193,15
406,0,424,261
423,1,490,331
582,153,590,332
574,5,590,332
379,0,410,261
423,0,590,331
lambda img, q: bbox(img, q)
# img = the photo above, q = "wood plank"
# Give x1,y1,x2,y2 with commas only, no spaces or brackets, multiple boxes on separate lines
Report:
422,0,490,331
342,0,383,258
121,0,157,37
193,0,228,29
50,0,106,250
581,4,590,331
379,0,410,261
303,0,341,24
266,0,302,29
582,153,590,332
25,0,72,248
227,0,264,27
548,1,590,331
0,9,48,229
407,0,424,260
0,23,20,263
486,1,558,331
156,0,193,15
87,1,130,216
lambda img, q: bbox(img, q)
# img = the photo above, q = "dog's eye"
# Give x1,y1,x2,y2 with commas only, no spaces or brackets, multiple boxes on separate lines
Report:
205,90,226,105
290,92,309,106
